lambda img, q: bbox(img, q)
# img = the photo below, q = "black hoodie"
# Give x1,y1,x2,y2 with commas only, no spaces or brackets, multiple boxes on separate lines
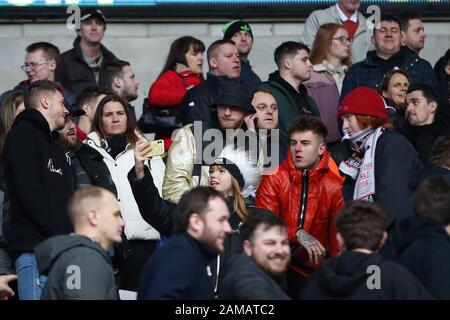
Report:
300,250,431,300
388,216,450,299
35,234,118,300
3,108,73,259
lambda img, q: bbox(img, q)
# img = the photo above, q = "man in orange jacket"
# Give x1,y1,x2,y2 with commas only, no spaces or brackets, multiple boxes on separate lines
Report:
256,115,344,298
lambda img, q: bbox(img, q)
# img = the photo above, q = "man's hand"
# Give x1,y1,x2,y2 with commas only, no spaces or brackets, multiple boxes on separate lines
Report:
0,274,17,300
134,140,152,179
296,229,326,265
244,113,258,132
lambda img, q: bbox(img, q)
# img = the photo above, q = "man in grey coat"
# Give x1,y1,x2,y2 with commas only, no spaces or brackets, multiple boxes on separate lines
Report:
301,0,372,63
35,186,124,300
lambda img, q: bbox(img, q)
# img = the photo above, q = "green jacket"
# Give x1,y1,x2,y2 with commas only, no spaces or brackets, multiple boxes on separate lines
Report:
259,79,320,159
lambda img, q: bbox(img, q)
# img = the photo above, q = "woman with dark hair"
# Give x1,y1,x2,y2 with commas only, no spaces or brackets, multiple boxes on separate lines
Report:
379,68,411,129
337,86,422,231
305,23,351,144
147,36,205,150
85,94,165,291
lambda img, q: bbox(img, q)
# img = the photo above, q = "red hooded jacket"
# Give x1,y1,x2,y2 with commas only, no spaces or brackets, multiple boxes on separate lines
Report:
256,149,344,277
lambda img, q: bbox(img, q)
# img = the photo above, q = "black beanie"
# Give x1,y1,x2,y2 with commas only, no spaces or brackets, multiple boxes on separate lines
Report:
211,158,245,189
222,20,253,41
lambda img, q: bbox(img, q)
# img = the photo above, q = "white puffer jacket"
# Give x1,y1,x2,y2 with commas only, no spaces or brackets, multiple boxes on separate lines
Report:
85,132,165,240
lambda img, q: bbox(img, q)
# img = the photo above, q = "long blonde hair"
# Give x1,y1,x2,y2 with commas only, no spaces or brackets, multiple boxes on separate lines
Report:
230,177,248,221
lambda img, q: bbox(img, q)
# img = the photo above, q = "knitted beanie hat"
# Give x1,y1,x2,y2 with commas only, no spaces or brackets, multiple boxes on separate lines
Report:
222,20,253,40
211,145,260,194
338,86,388,121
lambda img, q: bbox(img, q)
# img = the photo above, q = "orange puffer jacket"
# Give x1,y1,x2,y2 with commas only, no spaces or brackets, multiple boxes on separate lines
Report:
256,149,344,277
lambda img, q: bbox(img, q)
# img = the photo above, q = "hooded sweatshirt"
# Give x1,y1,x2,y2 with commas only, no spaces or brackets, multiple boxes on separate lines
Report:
388,216,450,299
300,250,431,300
35,234,118,300
3,108,73,260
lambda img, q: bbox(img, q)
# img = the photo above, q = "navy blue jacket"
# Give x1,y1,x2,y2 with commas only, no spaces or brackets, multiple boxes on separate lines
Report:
341,47,438,99
300,250,431,300
239,60,261,87
137,232,216,300
342,130,423,228
387,216,450,299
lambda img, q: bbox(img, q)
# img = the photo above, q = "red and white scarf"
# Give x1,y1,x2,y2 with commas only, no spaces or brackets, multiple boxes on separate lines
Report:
339,127,384,201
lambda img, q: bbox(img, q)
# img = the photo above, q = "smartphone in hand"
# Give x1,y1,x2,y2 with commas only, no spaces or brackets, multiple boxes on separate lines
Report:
144,139,165,158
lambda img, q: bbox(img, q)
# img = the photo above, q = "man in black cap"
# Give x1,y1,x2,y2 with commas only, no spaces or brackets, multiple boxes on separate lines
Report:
56,9,118,95
163,82,257,203
179,39,241,130
222,19,261,87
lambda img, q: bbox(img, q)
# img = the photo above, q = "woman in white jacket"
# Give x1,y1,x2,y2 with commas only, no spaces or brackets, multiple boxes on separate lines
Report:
85,94,165,292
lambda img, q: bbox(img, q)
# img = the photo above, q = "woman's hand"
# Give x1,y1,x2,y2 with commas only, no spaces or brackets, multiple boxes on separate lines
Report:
134,140,152,179
244,113,258,132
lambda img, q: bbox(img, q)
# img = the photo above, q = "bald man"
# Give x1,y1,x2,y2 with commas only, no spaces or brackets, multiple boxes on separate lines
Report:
35,187,124,300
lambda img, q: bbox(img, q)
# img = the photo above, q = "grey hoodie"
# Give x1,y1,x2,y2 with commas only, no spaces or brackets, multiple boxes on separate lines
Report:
35,234,118,300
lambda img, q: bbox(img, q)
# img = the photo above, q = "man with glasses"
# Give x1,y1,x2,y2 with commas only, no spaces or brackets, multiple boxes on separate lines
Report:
55,9,118,95
341,15,438,99
0,42,76,108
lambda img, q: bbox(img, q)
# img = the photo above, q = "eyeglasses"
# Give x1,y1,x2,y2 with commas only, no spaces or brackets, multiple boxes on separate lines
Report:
20,61,52,71
332,36,353,45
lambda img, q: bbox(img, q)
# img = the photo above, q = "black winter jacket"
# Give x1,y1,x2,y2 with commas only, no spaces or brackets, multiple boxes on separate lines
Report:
4,109,73,259
341,47,439,99
69,142,117,196
179,73,241,130
387,216,450,299
128,167,245,292
342,129,423,228
219,252,290,300
36,234,118,300
55,37,117,95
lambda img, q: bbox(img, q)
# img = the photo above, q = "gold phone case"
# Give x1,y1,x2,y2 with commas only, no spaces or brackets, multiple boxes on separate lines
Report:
145,139,165,157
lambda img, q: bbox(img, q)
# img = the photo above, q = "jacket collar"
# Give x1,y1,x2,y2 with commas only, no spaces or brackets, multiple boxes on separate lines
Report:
205,72,234,85
183,232,218,263
282,148,333,181
13,108,51,135
86,131,131,154
313,61,348,75
73,36,116,65
335,3,358,23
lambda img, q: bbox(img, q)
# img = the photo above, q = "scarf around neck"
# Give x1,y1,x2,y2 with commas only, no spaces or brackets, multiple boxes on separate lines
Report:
339,127,384,201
